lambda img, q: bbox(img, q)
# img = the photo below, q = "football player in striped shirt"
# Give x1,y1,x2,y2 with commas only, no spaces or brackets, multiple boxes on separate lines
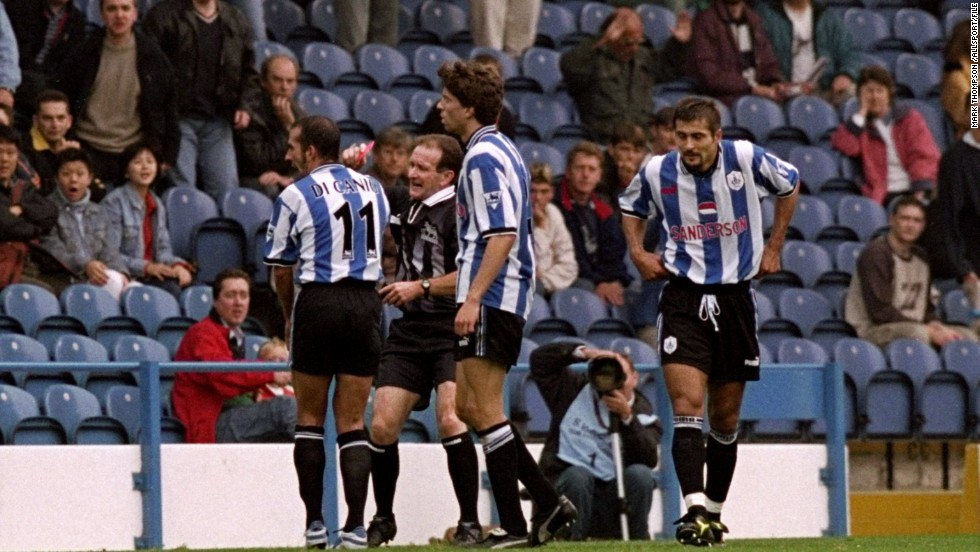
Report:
437,60,576,548
620,97,799,546
265,116,390,549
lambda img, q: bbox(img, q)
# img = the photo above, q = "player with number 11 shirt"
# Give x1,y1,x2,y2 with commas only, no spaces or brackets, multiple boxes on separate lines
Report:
264,116,390,549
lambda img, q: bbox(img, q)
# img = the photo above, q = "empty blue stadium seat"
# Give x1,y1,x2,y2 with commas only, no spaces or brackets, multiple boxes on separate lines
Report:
121,286,182,336
578,2,615,35
60,284,121,336
191,218,248,285
50,333,111,389
519,96,572,142
306,0,337,38
757,318,803,356
894,53,941,99
104,384,186,443
754,291,776,324
179,285,213,321
164,187,219,260
893,8,943,52
1,283,61,336
407,90,441,125
753,270,804,307
609,337,658,366
112,334,171,363
778,288,834,336
550,288,608,337
536,2,577,48
93,316,146,353
786,95,840,145
418,0,468,43
43,383,127,444
941,289,972,326
886,337,942,389
0,383,39,443
919,369,970,438
156,317,196,360
264,0,306,42
220,188,274,239
518,142,565,177
521,47,564,93
297,88,349,120
842,8,891,52
635,3,676,50
787,146,840,193
521,374,551,437
412,44,459,89
301,42,355,88
356,43,411,89
789,196,835,244
352,89,405,135
11,416,67,445
781,240,834,288
836,196,888,242
245,335,271,360
733,95,786,143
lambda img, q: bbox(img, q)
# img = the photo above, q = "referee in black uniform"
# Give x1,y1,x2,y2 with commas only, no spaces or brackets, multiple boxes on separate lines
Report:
265,116,391,549
343,134,483,547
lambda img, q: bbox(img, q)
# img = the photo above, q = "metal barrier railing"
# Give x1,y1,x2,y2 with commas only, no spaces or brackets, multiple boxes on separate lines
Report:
0,360,847,546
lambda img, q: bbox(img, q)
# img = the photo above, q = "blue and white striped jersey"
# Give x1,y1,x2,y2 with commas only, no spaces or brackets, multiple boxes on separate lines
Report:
264,163,390,284
619,140,799,285
456,125,535,319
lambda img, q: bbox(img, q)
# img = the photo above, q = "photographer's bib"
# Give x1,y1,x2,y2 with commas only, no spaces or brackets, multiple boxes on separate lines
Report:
557,387,616,481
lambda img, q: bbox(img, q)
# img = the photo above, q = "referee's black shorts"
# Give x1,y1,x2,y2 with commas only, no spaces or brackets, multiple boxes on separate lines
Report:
657,277,761,382
290,279,382,378
377,314,456,410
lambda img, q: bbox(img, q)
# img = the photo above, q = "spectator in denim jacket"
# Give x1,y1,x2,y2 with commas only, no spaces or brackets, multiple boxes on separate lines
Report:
39,148,128,296
103,140,192,297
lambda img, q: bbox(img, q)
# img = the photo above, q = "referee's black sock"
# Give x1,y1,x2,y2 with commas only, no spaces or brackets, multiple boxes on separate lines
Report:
370,439,399,519
672,420,707,501
338,429,372,532
294,425,325,527
705,429,739,508
443,432,480,524
510,422,559,514
478,421,528,537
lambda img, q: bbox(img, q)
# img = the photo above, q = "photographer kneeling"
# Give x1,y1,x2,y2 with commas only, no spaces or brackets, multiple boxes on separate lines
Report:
529,342,663,540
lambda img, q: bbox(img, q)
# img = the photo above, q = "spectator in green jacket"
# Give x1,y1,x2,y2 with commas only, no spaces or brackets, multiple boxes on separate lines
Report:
756,0,860,106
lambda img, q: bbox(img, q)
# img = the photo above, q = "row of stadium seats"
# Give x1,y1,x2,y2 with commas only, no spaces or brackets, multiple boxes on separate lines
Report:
510,335,980,443
0,382,185,445
0,283,267,359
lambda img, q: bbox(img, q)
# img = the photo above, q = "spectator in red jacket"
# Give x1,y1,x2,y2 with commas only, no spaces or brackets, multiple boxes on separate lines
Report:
172,268,294,443
830,65,940,206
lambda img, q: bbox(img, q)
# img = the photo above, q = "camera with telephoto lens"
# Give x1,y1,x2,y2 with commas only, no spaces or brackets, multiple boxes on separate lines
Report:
588,356,626,395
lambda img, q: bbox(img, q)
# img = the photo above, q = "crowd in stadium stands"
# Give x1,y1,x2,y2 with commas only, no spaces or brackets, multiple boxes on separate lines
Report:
0,0,978,449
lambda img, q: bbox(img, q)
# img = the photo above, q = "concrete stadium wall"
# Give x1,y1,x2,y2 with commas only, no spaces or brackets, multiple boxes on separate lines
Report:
0,443,839,550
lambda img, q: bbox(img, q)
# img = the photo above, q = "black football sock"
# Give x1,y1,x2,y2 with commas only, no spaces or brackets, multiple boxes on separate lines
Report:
294,425,325,527
705,429,739,509
510,423,559,514
370,439,399,519
338,429,372,531
672,418,707,500
443,432,480,524
478,421,528,537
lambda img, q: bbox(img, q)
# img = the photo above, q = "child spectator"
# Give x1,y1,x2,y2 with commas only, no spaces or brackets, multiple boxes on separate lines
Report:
38,148,129,297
